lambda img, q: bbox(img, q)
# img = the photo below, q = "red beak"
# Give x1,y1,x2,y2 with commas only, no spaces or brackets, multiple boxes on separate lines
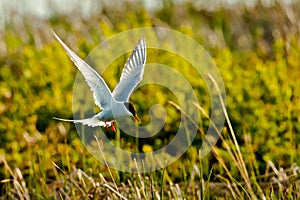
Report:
133,115,140,123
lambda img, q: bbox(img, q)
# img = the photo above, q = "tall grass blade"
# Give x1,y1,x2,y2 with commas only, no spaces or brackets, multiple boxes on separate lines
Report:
207,73,256,198
94,135,121,196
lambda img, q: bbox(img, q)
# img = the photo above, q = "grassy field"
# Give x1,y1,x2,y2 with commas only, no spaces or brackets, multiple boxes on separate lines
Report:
1,1,300,199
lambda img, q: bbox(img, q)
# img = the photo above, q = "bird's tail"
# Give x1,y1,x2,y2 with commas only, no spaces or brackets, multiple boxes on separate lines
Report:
53,117,112,127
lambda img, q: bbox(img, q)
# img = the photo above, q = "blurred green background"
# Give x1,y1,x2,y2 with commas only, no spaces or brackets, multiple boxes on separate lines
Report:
0,0,300,197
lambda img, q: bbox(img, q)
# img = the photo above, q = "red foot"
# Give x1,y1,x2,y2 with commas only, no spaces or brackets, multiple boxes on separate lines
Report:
105,121,108,131
111,122,115,132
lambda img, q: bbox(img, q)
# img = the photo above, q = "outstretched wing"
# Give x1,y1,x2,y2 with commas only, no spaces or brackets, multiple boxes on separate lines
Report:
112,36,146,102
52,29,113,109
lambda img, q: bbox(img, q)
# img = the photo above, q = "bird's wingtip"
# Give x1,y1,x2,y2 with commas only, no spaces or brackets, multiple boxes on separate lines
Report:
49,26,59,39
51,29,62,43
49,26,55,34
141,34,145,42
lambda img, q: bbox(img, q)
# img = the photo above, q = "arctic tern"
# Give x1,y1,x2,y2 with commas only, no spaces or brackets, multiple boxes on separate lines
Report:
52,30,146,131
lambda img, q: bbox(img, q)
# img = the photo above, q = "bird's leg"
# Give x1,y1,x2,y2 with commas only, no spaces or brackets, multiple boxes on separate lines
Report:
111,121,115,132
105,121,108,131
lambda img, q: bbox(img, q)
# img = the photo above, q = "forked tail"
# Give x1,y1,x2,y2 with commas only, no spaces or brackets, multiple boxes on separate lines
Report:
53,117,112,127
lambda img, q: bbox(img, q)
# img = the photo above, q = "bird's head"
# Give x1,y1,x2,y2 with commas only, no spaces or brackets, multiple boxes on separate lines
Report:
124,102,140,123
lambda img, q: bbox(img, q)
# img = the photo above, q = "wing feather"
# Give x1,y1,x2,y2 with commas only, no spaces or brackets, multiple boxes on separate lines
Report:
52,29,113,109
112,36,146,102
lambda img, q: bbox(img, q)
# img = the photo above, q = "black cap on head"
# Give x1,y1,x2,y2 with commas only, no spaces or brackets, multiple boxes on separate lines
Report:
124,102,136,116
124,102,140,122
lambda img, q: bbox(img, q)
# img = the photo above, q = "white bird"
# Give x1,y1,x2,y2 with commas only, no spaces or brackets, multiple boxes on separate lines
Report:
52,30,146,131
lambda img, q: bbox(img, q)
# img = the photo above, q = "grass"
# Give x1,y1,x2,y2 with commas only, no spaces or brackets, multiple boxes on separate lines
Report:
2,116,299,199
1,1,300,199
1,74,299,199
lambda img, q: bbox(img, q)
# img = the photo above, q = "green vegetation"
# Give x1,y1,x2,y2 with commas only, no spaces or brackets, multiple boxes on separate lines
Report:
1,1,300,199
